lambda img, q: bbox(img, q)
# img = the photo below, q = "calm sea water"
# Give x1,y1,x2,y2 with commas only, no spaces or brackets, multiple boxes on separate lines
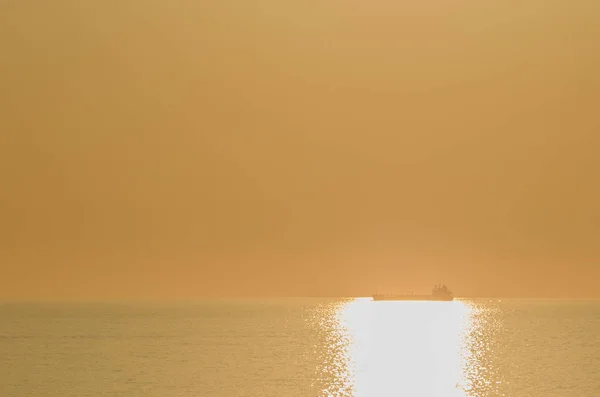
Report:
1,299,599,397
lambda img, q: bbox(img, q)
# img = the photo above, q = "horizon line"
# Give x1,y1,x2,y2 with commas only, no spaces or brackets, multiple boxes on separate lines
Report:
2,296,600,303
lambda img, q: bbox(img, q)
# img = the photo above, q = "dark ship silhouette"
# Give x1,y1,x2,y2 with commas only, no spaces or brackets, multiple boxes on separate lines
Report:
372,284,454,301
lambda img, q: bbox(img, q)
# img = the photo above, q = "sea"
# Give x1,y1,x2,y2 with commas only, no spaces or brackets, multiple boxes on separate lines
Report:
1,299,598,397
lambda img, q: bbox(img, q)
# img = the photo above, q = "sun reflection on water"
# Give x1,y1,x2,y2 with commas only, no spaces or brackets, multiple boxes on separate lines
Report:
315,298,497,397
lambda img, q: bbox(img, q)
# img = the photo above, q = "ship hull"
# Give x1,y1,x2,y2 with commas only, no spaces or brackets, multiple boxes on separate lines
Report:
372,294,453,301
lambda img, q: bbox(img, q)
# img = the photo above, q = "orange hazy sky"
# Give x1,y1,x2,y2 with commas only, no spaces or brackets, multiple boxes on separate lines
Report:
1,0,599,299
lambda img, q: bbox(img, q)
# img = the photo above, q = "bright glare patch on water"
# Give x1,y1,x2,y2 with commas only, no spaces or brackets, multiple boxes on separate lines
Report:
318,298,487,397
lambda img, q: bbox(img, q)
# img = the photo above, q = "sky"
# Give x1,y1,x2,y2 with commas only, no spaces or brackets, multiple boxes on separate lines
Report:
1,0,599,299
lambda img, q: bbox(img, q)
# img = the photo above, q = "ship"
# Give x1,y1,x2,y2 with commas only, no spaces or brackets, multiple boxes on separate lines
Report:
372,284,454,301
